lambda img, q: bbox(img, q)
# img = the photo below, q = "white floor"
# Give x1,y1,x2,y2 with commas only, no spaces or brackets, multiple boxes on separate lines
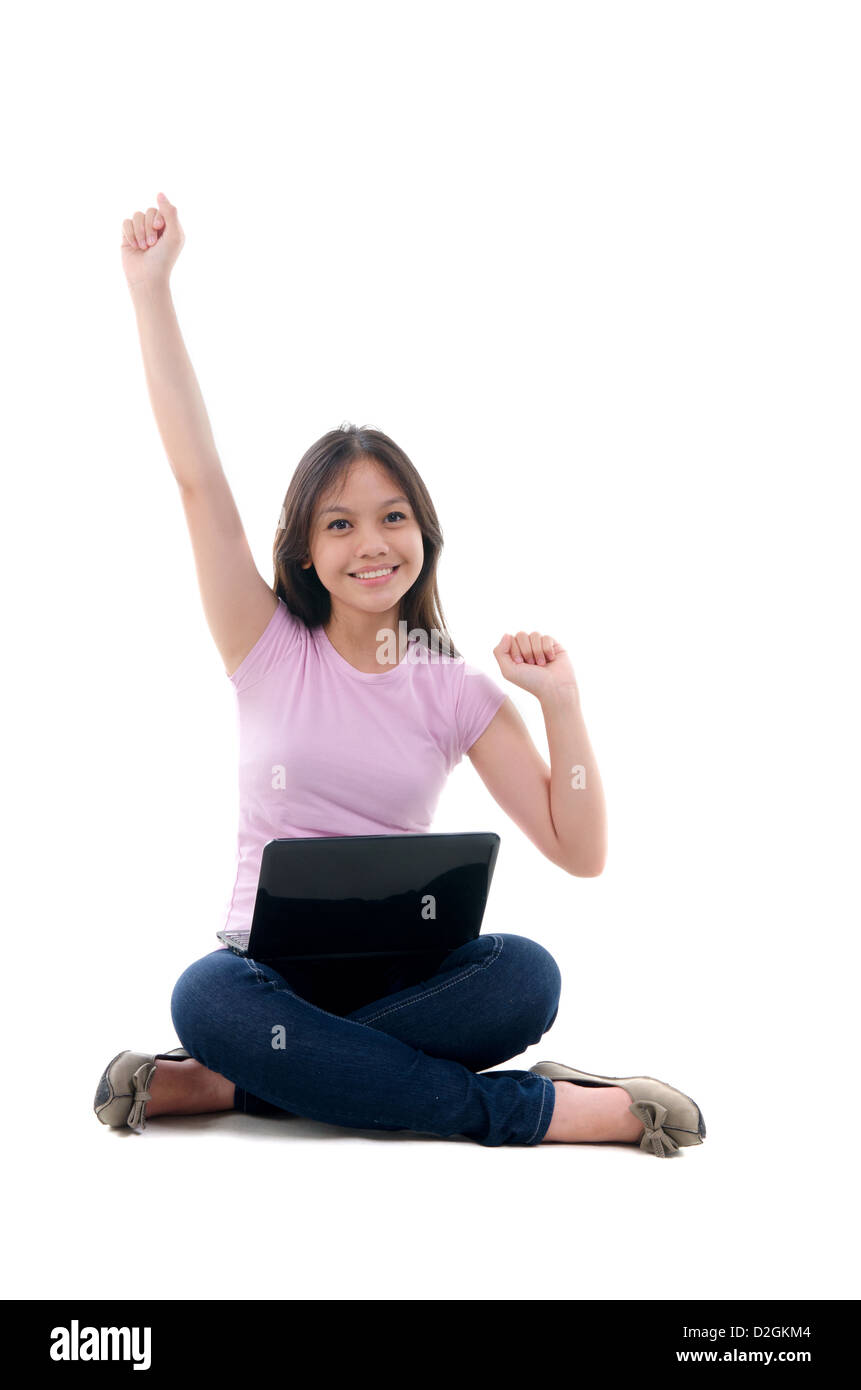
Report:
12,960,856,1302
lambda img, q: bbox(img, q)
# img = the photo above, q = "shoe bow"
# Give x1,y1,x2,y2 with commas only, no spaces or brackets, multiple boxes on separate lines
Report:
629,1099,680,1156
126,1062,156,1132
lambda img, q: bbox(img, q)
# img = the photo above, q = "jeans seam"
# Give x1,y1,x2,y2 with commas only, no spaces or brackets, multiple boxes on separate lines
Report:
242,955,271,988
354,933,505,1025
525,1075,553,1146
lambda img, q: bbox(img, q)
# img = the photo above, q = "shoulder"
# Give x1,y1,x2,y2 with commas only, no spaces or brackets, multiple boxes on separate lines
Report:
227,597,308,692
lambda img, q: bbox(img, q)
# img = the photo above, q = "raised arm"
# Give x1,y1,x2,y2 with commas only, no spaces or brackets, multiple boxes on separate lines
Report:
122,193,277,676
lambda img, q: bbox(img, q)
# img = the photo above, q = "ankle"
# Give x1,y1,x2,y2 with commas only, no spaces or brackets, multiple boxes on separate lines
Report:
542,1081,645,1144
147,1058,235,1117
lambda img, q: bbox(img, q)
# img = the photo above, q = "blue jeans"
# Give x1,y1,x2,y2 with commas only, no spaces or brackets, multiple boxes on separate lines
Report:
170,933,561,1147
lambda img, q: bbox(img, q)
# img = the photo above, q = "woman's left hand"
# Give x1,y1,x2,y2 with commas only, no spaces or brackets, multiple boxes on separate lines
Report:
492,630,580,699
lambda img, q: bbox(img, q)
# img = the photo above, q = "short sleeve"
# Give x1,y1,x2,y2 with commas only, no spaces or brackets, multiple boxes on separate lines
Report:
453,658,507,760
227,598,304,692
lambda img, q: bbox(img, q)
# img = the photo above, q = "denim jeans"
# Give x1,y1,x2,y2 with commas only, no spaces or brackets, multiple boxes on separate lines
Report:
170,932,561,1147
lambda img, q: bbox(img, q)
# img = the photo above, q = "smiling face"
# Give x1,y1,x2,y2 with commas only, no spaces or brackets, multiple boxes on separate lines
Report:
301,456,425,633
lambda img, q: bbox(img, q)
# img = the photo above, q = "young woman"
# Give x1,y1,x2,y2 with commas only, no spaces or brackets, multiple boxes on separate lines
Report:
95,193,706,1156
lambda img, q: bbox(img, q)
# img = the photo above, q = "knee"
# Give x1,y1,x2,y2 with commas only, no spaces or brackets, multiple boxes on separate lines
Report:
170,950,234,1054
495,934,562,1035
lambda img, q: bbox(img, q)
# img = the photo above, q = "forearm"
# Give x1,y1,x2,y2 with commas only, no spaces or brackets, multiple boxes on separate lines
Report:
129,279,222,491
540,685,608,875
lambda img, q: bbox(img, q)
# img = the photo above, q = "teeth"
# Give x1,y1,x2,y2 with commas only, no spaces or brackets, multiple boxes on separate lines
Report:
352,567,394,579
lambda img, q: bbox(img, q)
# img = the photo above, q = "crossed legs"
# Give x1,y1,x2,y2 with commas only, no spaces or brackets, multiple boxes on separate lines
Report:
157,934,643,1147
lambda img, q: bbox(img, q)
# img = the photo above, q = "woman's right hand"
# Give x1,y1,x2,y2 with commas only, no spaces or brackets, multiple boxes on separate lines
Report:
121,191,185,290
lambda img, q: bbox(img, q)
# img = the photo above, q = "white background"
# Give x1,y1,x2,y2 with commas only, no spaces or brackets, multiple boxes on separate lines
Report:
2,0,858,1302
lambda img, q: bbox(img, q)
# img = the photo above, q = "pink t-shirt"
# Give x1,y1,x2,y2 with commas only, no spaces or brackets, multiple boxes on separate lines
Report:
217,598,507,946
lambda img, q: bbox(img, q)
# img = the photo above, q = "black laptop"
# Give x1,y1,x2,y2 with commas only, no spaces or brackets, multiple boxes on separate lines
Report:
217,832,500,971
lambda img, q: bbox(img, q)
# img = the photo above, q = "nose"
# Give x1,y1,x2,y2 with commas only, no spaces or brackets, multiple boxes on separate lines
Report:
352,523,391,559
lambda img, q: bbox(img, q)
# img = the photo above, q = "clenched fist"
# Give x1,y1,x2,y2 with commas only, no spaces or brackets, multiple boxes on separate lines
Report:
492,630,580,700
121,191,185,290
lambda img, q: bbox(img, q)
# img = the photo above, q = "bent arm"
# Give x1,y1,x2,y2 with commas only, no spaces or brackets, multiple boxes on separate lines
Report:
540,685,607,875
468,692,607,877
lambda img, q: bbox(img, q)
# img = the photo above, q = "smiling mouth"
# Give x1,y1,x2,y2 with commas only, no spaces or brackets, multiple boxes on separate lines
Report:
349,565,400,581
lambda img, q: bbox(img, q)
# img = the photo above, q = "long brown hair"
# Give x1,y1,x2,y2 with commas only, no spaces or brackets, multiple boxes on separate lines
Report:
272,422,462,661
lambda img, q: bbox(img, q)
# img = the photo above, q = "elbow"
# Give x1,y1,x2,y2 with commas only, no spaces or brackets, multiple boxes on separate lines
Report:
556,844,606,877
546,829,606,876
568,860,605,878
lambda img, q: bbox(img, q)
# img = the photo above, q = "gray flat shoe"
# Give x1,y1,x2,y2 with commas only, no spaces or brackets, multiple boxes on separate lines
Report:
529,1060,706,1156
94,1047,193,1133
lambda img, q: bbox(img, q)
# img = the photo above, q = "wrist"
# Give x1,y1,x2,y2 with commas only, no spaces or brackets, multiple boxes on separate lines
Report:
539,682,581,713
127,276,172,302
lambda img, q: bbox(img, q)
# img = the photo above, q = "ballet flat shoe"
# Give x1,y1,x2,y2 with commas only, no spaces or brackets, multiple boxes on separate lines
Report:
530,1059,706,1157
94,1047,192,1133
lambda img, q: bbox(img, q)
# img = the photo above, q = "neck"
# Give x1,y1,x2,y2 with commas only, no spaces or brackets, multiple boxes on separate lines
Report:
324,600,403,668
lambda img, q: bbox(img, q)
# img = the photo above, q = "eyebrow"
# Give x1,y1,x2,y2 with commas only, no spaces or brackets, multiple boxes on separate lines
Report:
319,495,410,516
